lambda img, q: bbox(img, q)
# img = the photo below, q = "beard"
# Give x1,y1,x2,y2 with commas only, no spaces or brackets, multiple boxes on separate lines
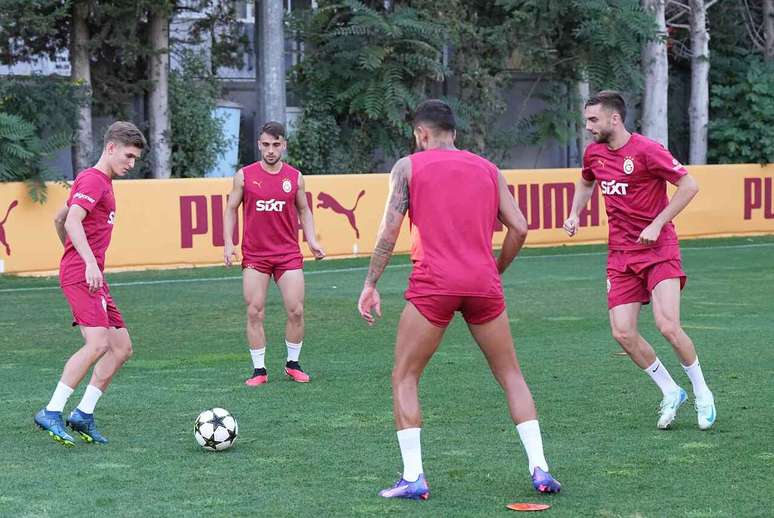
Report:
262,155,281,166
591,127,613,144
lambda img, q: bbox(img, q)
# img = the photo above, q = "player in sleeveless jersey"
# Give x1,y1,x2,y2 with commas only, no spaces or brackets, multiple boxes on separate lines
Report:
35,122,146,446
358,100,561,500
564,91,716,431
224,121,325,386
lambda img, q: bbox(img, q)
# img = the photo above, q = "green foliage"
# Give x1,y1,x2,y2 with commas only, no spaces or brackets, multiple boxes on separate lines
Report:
288,0,447,173
709,59,774,164
0,112,70,201
168,50,228,178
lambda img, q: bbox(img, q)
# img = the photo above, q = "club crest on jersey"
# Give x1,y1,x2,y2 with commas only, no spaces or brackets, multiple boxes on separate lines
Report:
282,178,292,193
672,158,684,171
623,156,635,175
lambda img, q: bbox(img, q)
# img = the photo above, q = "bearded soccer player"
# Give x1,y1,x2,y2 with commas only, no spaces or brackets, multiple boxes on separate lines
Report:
224,121,325,386
35,122,146,446
358,100,561,500
563,90,716,430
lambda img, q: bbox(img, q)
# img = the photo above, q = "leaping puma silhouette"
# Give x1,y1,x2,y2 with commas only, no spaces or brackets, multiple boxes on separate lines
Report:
0,200,19,256
316,190,366,239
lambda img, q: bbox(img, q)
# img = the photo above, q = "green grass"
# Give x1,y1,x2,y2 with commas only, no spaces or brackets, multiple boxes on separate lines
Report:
1,236,773,517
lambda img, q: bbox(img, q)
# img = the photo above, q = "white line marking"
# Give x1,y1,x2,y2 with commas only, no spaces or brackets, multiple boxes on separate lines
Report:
1,241,772,294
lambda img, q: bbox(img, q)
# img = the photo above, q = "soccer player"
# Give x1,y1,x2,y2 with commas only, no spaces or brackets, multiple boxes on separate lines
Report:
35,121,146,446
563,90,716,430
224,121,325,386
358,100,561,500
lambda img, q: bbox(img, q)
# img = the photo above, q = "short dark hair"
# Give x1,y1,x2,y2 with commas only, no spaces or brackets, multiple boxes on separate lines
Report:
104,121,146,149
413,99,456,132
585,90,627,122
260,121,286,139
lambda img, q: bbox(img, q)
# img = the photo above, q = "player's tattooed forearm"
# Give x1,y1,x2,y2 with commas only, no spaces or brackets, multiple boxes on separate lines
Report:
366,237,396,284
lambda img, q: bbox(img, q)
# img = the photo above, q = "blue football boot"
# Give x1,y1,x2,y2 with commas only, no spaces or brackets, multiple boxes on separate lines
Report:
34,408,75,447
67,408,108,444
379,474,430,500
532,467,561,493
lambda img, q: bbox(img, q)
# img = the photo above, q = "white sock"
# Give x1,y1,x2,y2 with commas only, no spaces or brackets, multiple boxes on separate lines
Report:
516,420,549,475
46,381,74,413
682,358,711,398
77,384,103,414
250,347,266,370
397,427,423,482
286,340,302,362
644,358,681,396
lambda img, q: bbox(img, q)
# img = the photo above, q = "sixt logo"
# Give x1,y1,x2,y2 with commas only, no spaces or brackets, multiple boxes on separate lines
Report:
73,192,96,203
600,180,629,196
256,199,286,212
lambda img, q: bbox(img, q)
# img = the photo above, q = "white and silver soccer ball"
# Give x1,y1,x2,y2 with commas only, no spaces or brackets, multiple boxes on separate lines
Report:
194,408,238,451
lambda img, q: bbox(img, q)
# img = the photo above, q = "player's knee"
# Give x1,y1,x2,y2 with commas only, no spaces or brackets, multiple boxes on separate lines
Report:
286,303,303,323
656,318,681,342
246,304,265,323
611,326,636,345
118,340,133,362
86,339,110,357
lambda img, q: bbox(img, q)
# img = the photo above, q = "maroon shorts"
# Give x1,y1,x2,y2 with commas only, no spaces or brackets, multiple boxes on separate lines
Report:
242,254,303,281
61,282,125,328
406,294,506,328
607,245,687,309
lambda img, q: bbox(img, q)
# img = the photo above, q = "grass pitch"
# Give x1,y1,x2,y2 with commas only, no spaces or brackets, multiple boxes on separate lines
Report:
1,236,772,517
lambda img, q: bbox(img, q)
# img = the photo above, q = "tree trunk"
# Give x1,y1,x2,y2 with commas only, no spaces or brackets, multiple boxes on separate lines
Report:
70,0,92,177
689,0,709,164
640,0,669,146
576,78,592,166
254,0,287,154
149,7,171,179
765,0,774,62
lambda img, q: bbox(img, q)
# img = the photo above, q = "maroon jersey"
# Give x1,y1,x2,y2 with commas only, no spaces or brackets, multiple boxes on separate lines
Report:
241,161,301,259
405,149,503,298
59,168,116,287
582,133,688,251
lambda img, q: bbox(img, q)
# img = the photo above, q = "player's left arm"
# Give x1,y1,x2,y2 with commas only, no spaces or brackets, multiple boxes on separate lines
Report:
358,156,410,325
295,174,325,259
638,150,700,244
53,204,69,246
495,170,528,274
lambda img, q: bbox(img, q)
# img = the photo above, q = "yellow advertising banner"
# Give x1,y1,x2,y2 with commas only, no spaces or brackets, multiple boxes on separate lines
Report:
0,164,772,275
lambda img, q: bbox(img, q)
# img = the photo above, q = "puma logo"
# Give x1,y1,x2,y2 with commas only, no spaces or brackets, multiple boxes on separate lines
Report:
0,199,19,256
316,190,366,239
252,180,262,188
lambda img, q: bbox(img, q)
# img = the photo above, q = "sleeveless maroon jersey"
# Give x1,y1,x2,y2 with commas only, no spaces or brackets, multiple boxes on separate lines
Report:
405,149,503,298
241,161,301,259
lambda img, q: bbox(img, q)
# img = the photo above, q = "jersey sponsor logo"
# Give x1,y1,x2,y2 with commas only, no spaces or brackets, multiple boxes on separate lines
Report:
0,199,19,256
256,199,287,212
282,178,292,193
316,190,366,239
107,211,116,225
623,156,635,175
73,192,96,204
600,179,629,195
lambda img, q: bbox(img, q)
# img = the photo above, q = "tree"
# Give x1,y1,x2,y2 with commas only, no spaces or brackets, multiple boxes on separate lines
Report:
741,0,774,61
687,0,709,164
254,0,287,157
641,0,669,146
71,0,93,174
148,3,173,179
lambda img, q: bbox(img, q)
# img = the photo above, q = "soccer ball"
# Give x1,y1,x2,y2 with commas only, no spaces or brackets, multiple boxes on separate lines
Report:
194,408,238,451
